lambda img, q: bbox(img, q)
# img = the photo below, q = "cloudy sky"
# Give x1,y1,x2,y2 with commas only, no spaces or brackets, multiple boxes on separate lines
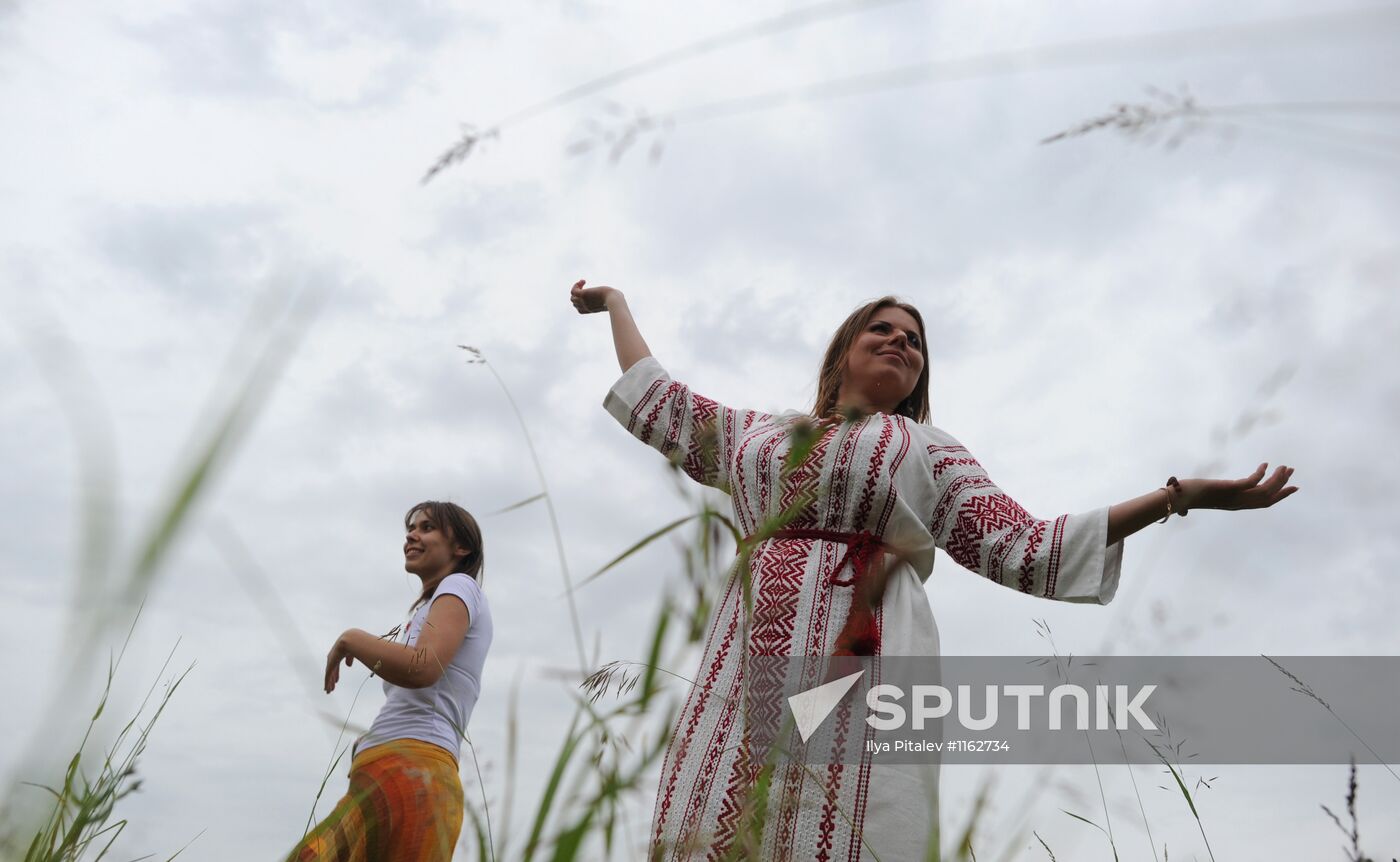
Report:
2,0,1397,858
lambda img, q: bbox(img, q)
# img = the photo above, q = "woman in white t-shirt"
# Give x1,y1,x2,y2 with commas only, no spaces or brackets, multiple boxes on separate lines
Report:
286,500,494,862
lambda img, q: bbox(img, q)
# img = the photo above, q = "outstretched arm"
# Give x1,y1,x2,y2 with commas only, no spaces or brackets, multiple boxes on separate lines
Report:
1105,463,1298,545
570,279,651,372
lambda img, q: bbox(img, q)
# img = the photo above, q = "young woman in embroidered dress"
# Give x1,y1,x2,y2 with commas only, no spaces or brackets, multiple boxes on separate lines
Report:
570,279,1297,861
286,501,494,862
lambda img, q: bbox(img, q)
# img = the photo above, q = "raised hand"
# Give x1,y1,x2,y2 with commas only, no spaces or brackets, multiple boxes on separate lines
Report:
570,278,618,314
1175,463,1298,513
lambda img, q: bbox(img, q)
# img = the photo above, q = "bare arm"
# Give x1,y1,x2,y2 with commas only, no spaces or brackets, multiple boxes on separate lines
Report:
1106,487,1177,546
1105,463,1298,546
324,595,472,692
570,279,652,372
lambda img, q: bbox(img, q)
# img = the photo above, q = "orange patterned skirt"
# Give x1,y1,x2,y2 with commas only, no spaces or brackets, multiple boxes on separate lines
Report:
286,738,464,862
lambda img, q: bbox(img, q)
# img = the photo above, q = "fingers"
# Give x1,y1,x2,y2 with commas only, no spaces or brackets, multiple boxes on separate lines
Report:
568,280,614,314
1238,462,1294,491
1243,466,1298,508
1259,465,1294,494
1236,463,1267,487
570,279,591,315
325,648,345,692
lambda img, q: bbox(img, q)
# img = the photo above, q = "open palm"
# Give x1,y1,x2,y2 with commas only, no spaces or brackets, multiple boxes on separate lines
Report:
1178,463,1297,513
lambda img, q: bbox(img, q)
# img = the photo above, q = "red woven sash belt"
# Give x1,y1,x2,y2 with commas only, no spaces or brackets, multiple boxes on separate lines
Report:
745,528,886,657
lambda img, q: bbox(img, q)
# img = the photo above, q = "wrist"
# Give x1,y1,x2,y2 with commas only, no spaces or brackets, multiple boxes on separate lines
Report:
1155,487,1174,523
1157,477,1190,522
604,289,626,310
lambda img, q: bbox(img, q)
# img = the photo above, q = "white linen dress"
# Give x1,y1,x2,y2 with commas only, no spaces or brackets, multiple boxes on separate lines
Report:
605,357,1124,861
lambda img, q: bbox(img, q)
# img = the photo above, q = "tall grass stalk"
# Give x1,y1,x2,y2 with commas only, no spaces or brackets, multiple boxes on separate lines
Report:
1034,621,1119,858
1144,739,1215,862
1263,655,1400,785
461,346,588,675
462,734,496,861
1320,758,1388,862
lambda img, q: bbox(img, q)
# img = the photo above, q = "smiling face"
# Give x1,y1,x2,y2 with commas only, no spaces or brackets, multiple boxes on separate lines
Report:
403,507,470,582
837,306,927,416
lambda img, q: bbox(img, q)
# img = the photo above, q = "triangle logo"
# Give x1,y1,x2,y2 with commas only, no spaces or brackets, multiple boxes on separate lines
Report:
787,670,866,743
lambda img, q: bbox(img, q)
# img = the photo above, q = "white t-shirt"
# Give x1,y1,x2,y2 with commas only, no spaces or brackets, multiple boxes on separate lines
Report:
357,573,493,761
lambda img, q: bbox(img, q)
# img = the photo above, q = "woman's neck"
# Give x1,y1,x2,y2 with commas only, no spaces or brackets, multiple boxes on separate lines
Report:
834,384,895,417
418,570,452,595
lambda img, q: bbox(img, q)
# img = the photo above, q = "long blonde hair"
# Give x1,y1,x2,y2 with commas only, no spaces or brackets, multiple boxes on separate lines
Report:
811,296,930,422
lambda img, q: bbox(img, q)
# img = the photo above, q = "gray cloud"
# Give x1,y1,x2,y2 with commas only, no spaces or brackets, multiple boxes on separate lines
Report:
115,0,485,108
92,202,281,304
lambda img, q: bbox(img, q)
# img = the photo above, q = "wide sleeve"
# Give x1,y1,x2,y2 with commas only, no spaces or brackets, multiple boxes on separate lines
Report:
923,427,1123,604
602,356,768,493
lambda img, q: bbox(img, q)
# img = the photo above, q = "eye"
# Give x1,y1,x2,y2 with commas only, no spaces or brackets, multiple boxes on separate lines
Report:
908,333,921,348
871,321,890,332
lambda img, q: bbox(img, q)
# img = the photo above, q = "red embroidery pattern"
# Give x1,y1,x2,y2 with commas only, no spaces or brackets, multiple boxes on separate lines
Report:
627,378,669,434
931,455,980,479
1046,515,1068,597
653,577,743,854
733,422,777,539
930,473,995,538
710,541,806,855
680,393,721,485
927,443,971,456
1018,520,1047,593
815,696,854,861
987,521,1031,587
845,620,880,860
875,418,913,536
780,424,833,529
945,493,1035,577
853,420,894,530
638,381,684,451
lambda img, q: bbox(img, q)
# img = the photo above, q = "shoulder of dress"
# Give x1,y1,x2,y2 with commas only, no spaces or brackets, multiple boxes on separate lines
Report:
766,408,810,422
897,417,954,441
732,408,801,430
